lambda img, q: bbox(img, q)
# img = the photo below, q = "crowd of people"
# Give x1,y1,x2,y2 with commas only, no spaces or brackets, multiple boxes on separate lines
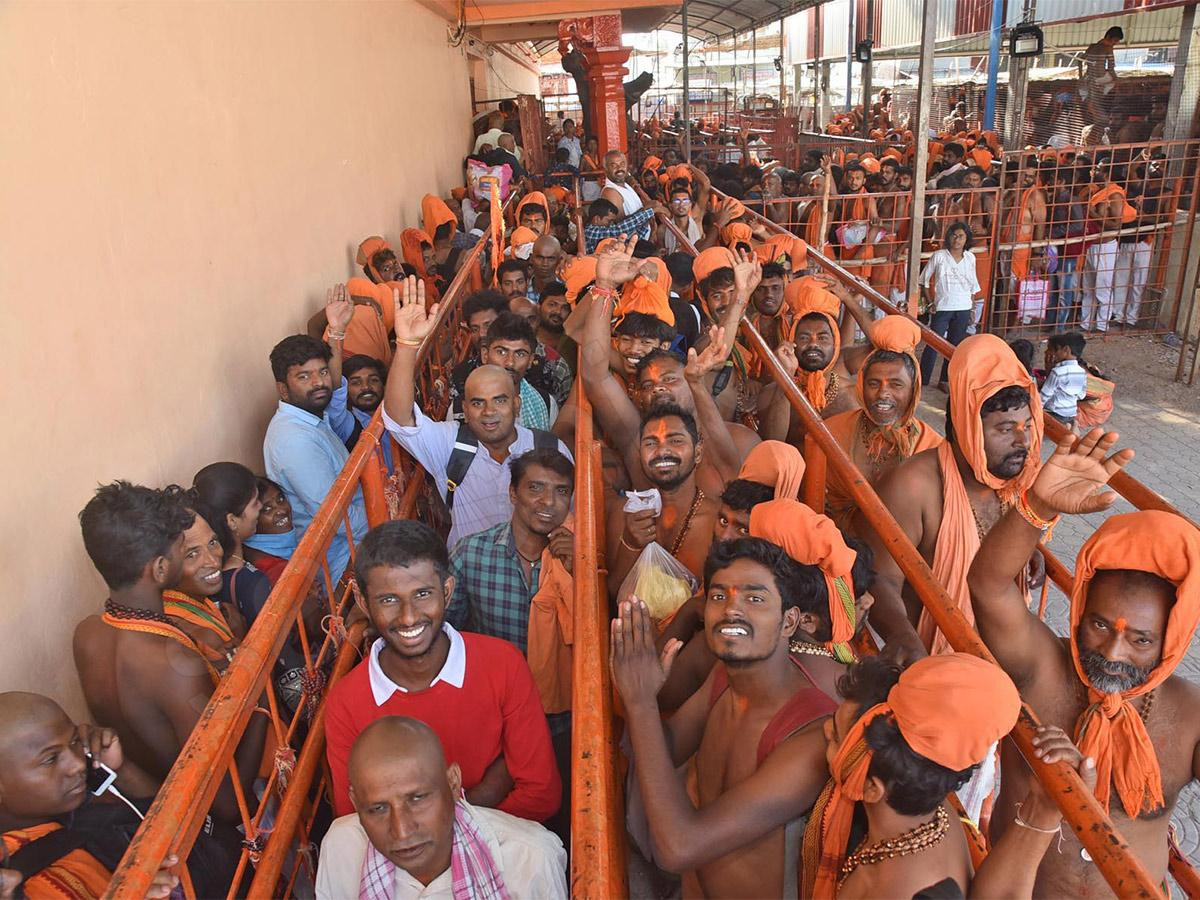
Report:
7,98,1199,900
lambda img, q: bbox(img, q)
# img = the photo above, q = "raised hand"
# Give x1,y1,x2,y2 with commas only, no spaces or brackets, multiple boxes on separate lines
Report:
609,599,683,708
1029,429,1135,519
776,341,799,378
392,276,438,345
732,248,762,299
76,723,123,772
325,283,354,333
594,234,643,289
685,326,730,380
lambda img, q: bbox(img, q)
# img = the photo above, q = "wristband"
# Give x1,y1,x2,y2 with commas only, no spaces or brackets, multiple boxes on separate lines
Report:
620,535,641,553
590,285,619,303
396,337,423,347
326,330,346,341
1016,490,1059,539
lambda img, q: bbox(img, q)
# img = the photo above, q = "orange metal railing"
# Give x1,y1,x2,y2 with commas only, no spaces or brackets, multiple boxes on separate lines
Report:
105,206,504,899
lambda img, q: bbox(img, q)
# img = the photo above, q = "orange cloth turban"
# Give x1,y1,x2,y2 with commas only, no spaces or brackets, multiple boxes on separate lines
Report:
804,653,1020,899
720,222,753,249
1068,511,1200,818
450,186,468,201
737,441,806,500
421,194,458,240
947,334,1043,503
642,155,663,172
356,236,392,282
722,196,746,221
692,246,737,286
665,164,693,184
755,234,808,273
857,316,924,459
545,185,570,206
859,156,881,174
516,192,551,234
785,278,842,411
562,255,597,304
508,226,538,258
399,229,432,275
969,148,994,170
882,147,904,163
981,130,1000,150
617,275,674,327
749,498,858,662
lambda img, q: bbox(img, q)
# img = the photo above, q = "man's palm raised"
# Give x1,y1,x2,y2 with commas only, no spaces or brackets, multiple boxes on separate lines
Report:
1029,428,1135,520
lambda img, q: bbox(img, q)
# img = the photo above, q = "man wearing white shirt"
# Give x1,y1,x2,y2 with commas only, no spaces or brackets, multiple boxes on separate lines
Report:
317,717,567,900
926,142,966,190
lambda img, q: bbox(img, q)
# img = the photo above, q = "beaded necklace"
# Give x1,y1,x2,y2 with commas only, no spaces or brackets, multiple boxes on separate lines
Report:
839,805,950,886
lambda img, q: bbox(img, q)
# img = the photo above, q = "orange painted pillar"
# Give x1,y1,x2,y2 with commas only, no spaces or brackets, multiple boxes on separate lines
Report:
560,14,630,155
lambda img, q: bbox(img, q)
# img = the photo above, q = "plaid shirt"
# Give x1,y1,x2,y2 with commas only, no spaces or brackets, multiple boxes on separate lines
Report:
584,206,655,253
448,521,571,735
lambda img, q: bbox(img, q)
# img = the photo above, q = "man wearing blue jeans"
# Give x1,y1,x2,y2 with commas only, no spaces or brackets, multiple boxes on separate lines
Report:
919,223,984,386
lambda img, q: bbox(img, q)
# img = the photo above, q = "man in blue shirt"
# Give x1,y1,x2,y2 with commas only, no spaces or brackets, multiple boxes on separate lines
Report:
328,353,394,474
263,292,366,582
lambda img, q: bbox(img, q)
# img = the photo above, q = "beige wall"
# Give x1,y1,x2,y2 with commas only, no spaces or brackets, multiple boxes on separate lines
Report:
0,0,472,717
470,43,542,106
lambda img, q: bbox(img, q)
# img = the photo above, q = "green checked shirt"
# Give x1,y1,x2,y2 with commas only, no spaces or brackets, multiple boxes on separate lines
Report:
448,521,570,736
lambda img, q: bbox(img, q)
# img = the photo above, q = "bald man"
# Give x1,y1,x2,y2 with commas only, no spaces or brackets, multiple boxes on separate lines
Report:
383,277,572,547
528,235,562,303
316,717,566,900
0,693,232,899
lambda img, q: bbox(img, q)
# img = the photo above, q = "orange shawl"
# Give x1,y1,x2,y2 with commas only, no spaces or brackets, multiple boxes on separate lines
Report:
528,547,575,714
750,498,858,662
355,236,391,282
421,193,458,241
803,654,1020,898
856,316,925,461
946,334,1043,504
516,191,551,234
399,228,440,302
1068,511,1200,818
737,440,806,500
785,278,842,411
3,823,113,899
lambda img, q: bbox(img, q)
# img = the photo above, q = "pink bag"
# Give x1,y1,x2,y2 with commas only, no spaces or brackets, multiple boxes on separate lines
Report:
467,160,512,203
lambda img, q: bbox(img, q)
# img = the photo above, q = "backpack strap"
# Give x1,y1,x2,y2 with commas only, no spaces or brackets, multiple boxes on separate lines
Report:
445,422,480,511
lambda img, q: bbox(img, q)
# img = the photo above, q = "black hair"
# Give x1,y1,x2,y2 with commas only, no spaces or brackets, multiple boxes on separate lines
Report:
255,476,286,502
719,478,775,513
697,268,736,298
434,222,454,242
704,536,814,614
555,147,570,163
510,447,575,492
190,498,234,558
864,349,917,384
79,482,195,591
743,164,764,184
837,657,978,816
615,311,675,343
541,280,567,300
665,252,695,286
355,520,450,589
943,221,974,250
563,117,575,127
587,198,619,222
482,311,536,350
633,347,685,383
518,202,547,224
270,335,331,384
343,354,387,381
633,239,658,259
880,157,899,170
1105,25,1124,40
1048,331,1086,358
192,461,259,556
370,249,397,272
844,163,866,175
1007,339,1035,373
943,142,965,159
640,403,699,445
669,179,693,198
760,262,786,281
945,384,1031,445
895,166,913,178
462,289,509,323
497,259,529,280
962,166,986,180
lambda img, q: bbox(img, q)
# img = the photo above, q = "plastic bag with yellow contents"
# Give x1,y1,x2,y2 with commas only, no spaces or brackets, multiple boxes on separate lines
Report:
616,542,698,623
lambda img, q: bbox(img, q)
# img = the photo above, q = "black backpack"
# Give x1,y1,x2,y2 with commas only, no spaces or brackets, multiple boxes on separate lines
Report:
444,421,558,510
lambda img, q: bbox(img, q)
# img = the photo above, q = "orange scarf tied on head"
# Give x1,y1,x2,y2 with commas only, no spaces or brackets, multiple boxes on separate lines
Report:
356,236,391,282
617,275,674,327
858,316,924,461
737,440,806,500
561,255,597,304
421,193,458,242
642,155,663,172
516,191,551,235
507,225,538,258
755,234,808,273
1068,510,1200,818
803,654,1021,899
785,278,842,411
545,185,570,207
692,246,737,291
947,334,1043,504
720,222,753,249
749,498,858,661
400,228,440,302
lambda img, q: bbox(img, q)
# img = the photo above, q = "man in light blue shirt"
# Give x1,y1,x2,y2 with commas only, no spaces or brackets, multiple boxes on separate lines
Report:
327,353,394,474
264,309,366,583
556,118,582,169
1040,331,1089,428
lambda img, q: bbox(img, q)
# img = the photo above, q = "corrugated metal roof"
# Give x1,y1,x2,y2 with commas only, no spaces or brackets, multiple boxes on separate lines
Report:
657,0,826,42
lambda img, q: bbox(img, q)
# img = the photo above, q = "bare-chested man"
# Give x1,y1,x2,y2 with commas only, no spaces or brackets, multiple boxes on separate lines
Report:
610,539,835,898
859,334,1042,664
73,482,266,822
969,429,1200,897
782,275,871,424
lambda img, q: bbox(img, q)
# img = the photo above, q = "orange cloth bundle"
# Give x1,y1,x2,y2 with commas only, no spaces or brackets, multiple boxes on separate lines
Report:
755,234,808,273
1068,511,1200,818
545,184,570,207
562,255,597,304
642,155,663,171
508,225,538,257
617,275,674,327
720,222,753,249
737,440,805,500
692,246,737,285
882,147,904,163
946,334,1043,503
803,653,1020,899
527,546,575,714
516,191,551,234
859,156,881,174
421,193,458,239
750,498,858,661
969,148,994,170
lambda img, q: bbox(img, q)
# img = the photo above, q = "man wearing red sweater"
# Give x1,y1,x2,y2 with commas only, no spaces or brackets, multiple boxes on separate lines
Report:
324,520,560,822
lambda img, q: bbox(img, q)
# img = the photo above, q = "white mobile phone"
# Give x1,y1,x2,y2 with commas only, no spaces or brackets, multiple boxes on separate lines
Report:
85,754,118,796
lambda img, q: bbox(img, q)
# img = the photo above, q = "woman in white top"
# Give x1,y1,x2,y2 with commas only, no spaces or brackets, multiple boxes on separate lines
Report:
918,221,984,386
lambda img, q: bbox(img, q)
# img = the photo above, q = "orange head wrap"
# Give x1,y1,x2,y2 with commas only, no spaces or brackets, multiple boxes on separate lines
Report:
969,148,994,170
665,164,693,185
755,234,808,273
720,222,753,249
785,278,842,411
859,156,881,174
561,255,597,304
692,246,737,289
516,191,551,234
749,498,858,662
507,226,538,260
399,228,433,277
803,653,1020,899
420,194,458,242
946,334,1043,503
721,196,746,221
617,274,674,327
450,186,469,201
1068,511,1200,818
882,147,904,163
642,155,663,172
857,316,924,460
737,441,806,500
544,185,571,206
980,130,1000,150
356,236,392,282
